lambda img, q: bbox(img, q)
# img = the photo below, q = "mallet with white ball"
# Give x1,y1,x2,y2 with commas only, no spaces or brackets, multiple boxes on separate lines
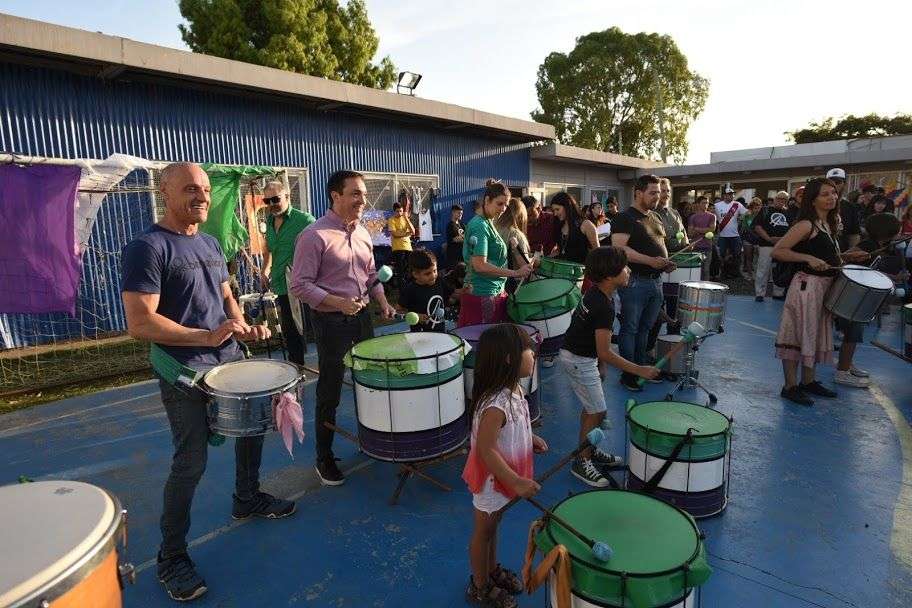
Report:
670,231,714,259
636,321,707,387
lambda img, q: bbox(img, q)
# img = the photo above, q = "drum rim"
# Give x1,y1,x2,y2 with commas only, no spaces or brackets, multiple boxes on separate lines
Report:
838,264,894,290
570,583,693,608
450,322,542,344
4,483,125,608
348,332,465,365
352,367,464,391
540,489,703,577
202,359,303,398
538,257,585,277
627,402,731,439
627,438,728,464
509,278,579,305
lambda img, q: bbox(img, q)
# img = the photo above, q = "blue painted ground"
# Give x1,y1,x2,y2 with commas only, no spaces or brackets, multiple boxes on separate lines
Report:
1,296,911,607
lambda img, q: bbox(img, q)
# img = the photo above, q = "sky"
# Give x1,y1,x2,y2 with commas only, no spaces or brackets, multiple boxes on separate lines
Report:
1,0,908,164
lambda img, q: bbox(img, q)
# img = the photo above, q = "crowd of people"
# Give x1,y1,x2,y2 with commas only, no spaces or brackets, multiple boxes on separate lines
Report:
120,161,909,604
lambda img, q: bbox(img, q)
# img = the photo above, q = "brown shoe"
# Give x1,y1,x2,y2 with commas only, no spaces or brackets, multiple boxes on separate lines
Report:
465,576,518,608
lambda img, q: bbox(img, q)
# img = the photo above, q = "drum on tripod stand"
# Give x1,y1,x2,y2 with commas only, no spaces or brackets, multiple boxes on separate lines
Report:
677,282,728,333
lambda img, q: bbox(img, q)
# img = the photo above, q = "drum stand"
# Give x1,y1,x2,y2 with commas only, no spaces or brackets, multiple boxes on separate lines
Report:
324,422,467,505
665,335,718,406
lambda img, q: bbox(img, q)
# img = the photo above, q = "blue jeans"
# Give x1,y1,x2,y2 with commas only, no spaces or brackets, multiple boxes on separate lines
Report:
158,380,263,558
717,236,742,260
617,275,663,377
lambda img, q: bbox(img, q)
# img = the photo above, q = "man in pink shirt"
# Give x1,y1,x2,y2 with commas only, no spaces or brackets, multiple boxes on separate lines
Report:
290,170,396,486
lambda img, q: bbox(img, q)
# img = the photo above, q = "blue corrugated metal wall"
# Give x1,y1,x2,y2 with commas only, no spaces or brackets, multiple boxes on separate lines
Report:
0,62,532,347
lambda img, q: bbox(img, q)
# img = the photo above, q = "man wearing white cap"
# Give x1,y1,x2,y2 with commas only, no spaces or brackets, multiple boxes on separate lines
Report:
714,185,747,278
826,168,862,250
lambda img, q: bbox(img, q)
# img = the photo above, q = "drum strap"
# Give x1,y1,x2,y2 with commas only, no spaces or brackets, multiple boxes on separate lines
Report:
150,344,202,389
522,519,573,608
641,428,695,494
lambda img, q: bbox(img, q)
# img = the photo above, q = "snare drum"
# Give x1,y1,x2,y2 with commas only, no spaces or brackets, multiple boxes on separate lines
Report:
533,489,712,607
664,253,704,297
451,323,542,424
346,332,468,462
202,359,304,437
625,400,732,518
677,281,728,333
824,265,894,323
507,279,581,357
0,481,134,608
536,257,586,288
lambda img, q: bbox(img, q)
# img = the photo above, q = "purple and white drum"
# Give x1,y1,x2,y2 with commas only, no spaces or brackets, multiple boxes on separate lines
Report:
450,323,542,424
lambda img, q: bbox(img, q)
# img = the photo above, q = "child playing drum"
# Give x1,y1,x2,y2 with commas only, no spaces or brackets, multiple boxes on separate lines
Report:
559,247,660,487
462,324,548,608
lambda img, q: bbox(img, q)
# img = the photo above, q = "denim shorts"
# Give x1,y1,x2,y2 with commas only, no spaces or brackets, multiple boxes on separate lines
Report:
558,349,607,414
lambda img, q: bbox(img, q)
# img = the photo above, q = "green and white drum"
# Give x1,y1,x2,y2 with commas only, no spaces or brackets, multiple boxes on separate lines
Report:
537,257,586,288
625,400,732,518
663,254,703,297
904,303,912,359
507,278,581,357
345,332,468,462
535,490,712,608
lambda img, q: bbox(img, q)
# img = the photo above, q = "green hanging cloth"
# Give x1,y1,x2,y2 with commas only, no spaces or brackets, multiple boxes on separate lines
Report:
199,164,278,261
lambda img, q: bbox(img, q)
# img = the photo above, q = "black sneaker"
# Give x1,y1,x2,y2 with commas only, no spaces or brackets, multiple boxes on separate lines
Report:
781,385,814,406
315,457,345,486
591,447,625,469
157,552,207,602
755,296,764,302
232,491,296,520
800,381,837,399
571,457,611,487
619,374,642,392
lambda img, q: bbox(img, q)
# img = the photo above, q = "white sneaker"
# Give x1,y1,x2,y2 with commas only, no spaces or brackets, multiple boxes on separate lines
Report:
849,366,870,378
835,370,870,388
541,357,554,368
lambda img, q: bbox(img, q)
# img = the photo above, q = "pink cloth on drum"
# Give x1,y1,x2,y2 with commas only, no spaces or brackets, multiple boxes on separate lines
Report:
457,292,507,327
775,272,834,367
274,391,305,458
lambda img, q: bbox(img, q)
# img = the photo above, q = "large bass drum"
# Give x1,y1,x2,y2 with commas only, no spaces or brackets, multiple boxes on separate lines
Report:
346,332,468,462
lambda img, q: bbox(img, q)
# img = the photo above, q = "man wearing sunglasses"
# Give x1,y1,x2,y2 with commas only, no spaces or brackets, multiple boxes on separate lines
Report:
261,181,315,366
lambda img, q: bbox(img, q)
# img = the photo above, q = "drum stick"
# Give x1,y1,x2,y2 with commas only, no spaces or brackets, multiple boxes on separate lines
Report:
523,496,613,562
669,233,714,259
502,428,606,512
510,237,535,291
636,322,706,387
871,341,912,364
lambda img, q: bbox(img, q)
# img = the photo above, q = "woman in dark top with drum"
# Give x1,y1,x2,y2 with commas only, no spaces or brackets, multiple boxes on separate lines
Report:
549,192,599,264
772,177,869,405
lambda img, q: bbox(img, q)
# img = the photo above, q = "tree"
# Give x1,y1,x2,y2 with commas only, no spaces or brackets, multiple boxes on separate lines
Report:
178,0,396,90
787,113,912,144
531,28,709,164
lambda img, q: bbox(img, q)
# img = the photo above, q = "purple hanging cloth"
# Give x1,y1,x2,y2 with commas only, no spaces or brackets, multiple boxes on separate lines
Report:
0,164,81,316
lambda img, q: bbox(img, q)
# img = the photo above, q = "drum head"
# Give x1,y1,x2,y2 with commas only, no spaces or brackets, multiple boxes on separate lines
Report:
842,265,893,290
629,401,730,438
204,359,300,394
346,332,465,377
543,490,704,575
0,481,116,605
904,303,912,323
508,279,580,322
451,323,541,345
679,280,728,291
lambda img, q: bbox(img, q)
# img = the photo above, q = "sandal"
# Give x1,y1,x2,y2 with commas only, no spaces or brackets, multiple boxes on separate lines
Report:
490,563,523,595
465,576,519,608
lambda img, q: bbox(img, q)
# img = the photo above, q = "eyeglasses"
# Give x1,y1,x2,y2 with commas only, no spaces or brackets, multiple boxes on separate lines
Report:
264,196,283,205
